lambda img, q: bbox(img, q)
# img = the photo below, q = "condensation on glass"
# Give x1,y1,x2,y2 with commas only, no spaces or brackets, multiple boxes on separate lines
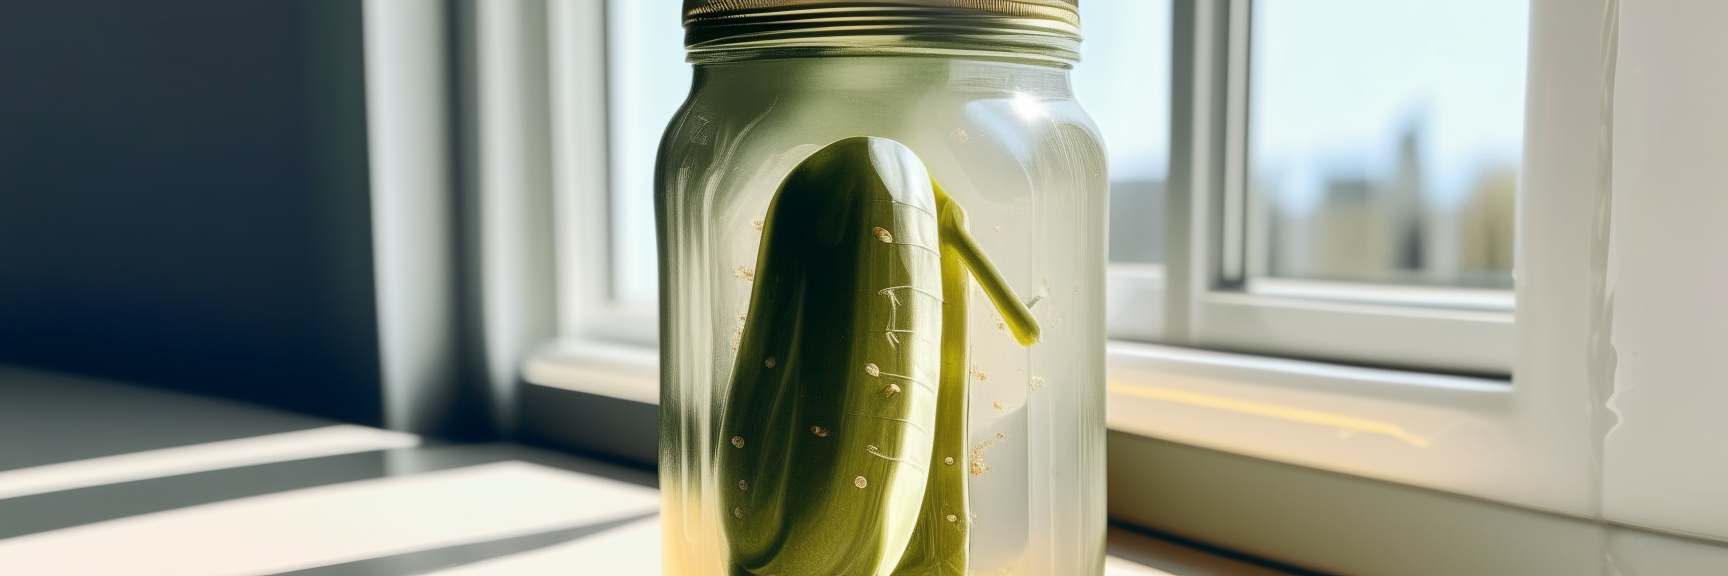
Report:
655,2,1108,575
1248,0,1529,292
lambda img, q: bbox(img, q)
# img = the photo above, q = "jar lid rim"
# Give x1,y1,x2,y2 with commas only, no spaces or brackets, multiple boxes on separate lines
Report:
684,0,1081,28
682,1,1083,65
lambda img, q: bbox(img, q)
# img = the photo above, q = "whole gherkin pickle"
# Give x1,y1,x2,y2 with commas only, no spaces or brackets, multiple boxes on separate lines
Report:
720,137,943,576
719,137,1041,576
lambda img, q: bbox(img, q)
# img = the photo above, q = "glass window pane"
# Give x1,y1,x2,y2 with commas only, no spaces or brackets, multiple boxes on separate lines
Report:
1249,0,1527,290
1077,0,1172,264
608,0,688,304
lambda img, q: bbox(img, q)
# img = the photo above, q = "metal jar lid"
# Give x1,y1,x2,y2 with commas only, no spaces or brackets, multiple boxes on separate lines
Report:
680,0,1084,66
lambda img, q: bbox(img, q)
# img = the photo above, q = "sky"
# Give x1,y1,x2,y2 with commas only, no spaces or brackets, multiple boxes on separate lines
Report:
607,0,689,302
1073,0,1174,183
1251,0,1530,213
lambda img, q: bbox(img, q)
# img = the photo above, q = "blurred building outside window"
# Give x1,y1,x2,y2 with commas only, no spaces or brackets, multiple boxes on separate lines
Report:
1248,0,1526,296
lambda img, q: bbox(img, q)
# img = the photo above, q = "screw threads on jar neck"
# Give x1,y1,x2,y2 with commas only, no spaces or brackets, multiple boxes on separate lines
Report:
681,0,1083,67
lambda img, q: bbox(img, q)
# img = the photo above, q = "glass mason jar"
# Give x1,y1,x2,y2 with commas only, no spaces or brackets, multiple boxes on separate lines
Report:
656,2,1106,575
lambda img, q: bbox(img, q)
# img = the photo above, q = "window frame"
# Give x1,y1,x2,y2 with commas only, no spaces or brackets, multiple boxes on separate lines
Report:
524,0,661,406
498,0,1728,570
525,0,1601,537
546,0,659,349
1146,0,1517,376
1103,0,1598,516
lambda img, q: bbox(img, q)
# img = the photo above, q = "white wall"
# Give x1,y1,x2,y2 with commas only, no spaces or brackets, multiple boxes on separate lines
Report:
1600,0,1728,541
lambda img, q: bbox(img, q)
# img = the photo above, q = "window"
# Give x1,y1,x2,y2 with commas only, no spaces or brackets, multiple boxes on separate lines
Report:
1246,0,1525,293
518,0,1637,567
539,0,1555,499
505,2,1728,571
551,0,1527,381
1080,0,1174,267
544,0,682,348
605,0,687,309
1144,0,1526,375
1083,0,1176,342
1104,0,1601,546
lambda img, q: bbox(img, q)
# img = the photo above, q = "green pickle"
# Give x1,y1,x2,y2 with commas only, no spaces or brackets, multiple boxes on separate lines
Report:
718,137,1040,576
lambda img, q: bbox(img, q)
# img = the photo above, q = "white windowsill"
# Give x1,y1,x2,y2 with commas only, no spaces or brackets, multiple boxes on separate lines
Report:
1246,277,1515,312
523,334,1528,508
524,337,660,406
523,336,1508,408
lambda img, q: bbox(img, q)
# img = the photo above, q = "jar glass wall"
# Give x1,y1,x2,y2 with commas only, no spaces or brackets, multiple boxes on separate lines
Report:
656,53,1107,576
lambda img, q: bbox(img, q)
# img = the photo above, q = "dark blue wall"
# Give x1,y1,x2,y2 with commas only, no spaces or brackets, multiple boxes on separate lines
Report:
0,0,383,425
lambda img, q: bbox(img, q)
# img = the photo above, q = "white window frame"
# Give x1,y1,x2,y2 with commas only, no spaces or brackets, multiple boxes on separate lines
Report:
548,0,660,351
443,0,1728,571
526,0,662,397
532,0,1596,498
523,0,1607,562
1138,0,1517,376
1106,0,1598,515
